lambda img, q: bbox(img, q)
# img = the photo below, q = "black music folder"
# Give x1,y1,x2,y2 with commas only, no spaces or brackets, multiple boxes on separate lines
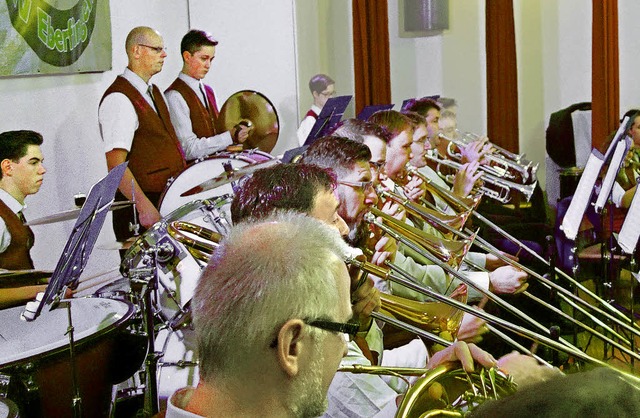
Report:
303,95,352,147
357,104,394,121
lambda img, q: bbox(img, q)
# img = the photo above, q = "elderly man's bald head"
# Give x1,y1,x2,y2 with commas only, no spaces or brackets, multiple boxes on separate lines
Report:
125,26,161,55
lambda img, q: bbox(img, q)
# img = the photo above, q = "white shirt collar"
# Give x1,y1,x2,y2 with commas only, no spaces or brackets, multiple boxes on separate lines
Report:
0,189,24,214
178,72,202,92
122,67,153,95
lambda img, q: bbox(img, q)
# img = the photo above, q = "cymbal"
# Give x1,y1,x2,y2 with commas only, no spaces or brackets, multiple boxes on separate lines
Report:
96,236,138,251
180,158,280,197
215,90,280,153
26,201,134,226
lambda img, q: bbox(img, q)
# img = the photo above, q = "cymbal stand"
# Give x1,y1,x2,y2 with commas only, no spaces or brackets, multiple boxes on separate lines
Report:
126,244,172,416
55,297,83,418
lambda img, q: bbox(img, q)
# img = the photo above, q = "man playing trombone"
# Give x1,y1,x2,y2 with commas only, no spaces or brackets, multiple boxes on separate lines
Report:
230,162,504,417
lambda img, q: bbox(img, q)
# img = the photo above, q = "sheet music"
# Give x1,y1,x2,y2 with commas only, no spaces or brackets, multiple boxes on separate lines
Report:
618,184,640,254
594,138,630,212
560,151,604,240
603,115,631,162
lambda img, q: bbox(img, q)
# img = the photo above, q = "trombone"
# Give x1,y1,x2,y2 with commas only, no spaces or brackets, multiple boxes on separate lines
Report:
376,183,640,350
403,167,639,331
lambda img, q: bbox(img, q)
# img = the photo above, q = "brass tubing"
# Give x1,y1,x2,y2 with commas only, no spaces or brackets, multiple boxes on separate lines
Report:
383,183,640,336
348,257,617,371
366,215,570,343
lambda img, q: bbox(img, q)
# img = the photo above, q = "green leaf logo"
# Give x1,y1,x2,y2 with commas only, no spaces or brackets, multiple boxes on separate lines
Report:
6,0,98,67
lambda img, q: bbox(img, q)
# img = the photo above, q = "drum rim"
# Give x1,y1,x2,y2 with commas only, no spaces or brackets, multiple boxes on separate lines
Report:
0,297,135,368
157,151,273,213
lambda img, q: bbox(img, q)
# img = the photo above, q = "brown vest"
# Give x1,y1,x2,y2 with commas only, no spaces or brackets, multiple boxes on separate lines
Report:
166,78,218,139
100,76,186,193
0,200,34,270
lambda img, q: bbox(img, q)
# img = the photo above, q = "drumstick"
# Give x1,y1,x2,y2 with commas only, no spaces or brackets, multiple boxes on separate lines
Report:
72,267,121,294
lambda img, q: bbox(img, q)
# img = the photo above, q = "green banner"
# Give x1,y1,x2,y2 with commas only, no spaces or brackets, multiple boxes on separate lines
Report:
1,0,111,75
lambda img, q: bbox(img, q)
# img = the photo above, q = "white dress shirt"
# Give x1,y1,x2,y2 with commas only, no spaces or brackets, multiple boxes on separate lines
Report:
98,68,161,153
165,73,232,160
0,189,25,254
297,104,322,146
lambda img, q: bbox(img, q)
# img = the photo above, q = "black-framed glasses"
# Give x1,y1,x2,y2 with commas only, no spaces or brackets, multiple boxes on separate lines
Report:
138,44,166,53
269,318,359,348
338,179,374,192
319,90,336,98
306,319,359,340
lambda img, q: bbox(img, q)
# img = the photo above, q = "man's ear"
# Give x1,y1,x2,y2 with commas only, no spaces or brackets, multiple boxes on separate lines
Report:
0,159,12,177
275,319,306,377
182,50,191,63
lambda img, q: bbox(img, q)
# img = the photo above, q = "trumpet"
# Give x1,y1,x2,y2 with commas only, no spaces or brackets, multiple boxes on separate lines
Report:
443,130,539,184
425,150,537,204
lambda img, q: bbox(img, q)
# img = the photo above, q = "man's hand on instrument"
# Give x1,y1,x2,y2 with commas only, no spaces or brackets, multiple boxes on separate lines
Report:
232,122,251,144
380,200,406,222
349,273,381,332
370,235,397,266
485,251,519,271
489,265,529,295
460,138,492,165
457,311,489,344
403,176,426,203
452,160,482,197
427,341,497,372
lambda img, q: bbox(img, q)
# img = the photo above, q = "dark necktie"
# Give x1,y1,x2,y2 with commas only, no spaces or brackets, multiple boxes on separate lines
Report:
199,83,210,111
147,85,159,114
17,211,26,224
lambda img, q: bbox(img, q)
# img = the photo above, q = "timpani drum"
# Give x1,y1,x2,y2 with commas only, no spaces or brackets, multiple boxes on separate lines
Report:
0,298,144,417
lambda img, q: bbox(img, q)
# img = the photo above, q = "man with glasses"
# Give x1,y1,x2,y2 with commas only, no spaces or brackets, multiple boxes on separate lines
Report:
99,26,185,243
165,29,249,161
229,160,498,418
297,73,336,146
166,213,353,417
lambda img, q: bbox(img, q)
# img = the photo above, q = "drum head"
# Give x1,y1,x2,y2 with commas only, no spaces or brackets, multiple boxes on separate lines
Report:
0,298,133,367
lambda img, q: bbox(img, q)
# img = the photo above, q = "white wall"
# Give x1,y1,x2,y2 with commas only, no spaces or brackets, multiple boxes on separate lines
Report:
0,0,300,275
2,0,639,274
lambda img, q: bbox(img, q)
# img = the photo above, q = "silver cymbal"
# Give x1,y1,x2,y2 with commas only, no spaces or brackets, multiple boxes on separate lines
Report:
26,201,134,226
180,158,280,197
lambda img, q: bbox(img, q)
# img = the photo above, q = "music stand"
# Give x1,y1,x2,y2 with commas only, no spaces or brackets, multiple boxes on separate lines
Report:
400,95,440,111
303,95,352,147
27,162,128,320
356,104,394,121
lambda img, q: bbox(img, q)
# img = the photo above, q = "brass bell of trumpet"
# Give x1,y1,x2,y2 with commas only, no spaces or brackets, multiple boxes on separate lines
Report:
425,151,537,204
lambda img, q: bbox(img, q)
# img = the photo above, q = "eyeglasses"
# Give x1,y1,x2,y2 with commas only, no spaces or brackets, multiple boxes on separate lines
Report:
338,179,374,192
305,319,360,340
369,161,385,172
319,90,336,98
269,318,359,348
138,44,166,53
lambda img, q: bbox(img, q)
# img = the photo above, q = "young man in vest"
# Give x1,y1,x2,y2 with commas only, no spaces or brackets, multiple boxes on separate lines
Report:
99,26,186,242
0,130,48,307
296,73,335,146
165,29,249,161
